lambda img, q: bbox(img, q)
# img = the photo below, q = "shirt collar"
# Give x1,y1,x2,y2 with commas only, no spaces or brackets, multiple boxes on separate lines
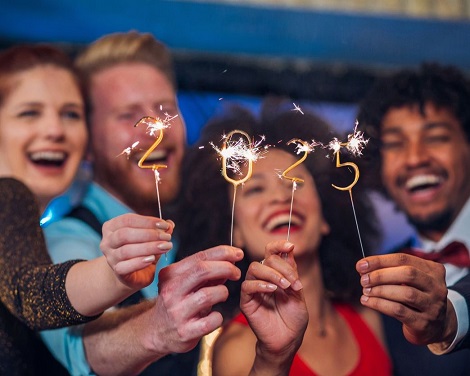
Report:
419,196,470,252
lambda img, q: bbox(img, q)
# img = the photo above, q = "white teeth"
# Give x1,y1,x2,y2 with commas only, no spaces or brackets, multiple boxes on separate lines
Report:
265,213,301,231
29,151,66,161
135,149,167,161
405,175,442,190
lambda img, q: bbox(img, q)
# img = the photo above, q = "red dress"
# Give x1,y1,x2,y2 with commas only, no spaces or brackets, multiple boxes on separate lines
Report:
232,303,392,376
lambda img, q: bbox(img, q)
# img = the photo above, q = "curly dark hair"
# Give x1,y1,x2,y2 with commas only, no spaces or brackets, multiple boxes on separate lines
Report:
356,62,470,193
175,98,381,320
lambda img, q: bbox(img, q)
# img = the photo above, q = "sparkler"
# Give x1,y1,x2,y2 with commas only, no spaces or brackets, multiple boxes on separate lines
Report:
327,120,368,258
281,138,317,242
212,130,264,246
131,114,177,218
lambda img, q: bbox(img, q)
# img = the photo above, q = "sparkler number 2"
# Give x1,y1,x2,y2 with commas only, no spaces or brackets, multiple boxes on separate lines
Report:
134,116,168,219
135,116,168,172
281,138,312,243
281,138,309,184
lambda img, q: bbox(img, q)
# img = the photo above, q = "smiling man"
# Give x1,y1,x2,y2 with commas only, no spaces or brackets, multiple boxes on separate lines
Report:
356,63,470,375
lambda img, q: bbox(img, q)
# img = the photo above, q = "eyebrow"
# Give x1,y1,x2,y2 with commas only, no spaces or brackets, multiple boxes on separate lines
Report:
381,121,454,136
423,121,454,131
63,102,84,108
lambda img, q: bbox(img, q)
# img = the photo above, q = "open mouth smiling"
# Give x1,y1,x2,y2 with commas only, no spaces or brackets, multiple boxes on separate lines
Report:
404,174,444,193
134,149,169,166
264,212,303,233
29,151,67,167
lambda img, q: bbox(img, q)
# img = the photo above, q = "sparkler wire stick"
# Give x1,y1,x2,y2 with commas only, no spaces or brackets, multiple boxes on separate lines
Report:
281,138,310,242
134,116,169,219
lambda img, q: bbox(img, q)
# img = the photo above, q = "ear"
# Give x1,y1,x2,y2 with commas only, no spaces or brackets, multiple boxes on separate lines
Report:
233,223,245,248
320,217,330,236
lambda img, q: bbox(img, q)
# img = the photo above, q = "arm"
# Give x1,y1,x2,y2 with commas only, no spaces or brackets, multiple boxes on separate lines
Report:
82,245,243,376
213,241,307,376
0,177,95,329
0,177,172,328
65,213,174,316
356,253,451,345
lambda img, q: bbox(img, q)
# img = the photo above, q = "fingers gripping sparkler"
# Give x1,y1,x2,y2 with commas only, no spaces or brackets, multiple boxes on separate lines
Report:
212,130,263,246
328,121,368,258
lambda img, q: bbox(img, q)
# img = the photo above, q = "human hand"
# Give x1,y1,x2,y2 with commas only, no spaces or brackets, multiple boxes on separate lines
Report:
100,213,174,290
148,245,243,355
242,241,307,361
356,253,456,345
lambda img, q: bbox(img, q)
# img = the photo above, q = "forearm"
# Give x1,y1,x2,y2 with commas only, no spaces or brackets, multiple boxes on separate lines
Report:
65,256,135,316
83,299,165,376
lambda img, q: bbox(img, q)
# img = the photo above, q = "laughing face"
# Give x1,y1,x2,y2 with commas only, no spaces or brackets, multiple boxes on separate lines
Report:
233,149,329,261
380,103,470,240
0,65,87,212
89,62,186,215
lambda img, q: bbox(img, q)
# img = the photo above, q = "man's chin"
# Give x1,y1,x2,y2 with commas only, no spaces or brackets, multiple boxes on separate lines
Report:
407,209,453,234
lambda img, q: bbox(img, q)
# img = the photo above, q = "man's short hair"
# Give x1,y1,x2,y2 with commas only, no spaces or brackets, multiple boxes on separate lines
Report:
76,31,175,111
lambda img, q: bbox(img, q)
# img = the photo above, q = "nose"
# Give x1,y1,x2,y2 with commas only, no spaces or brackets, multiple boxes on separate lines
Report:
270,180,293,203
404,139,430,168
43,113,66,141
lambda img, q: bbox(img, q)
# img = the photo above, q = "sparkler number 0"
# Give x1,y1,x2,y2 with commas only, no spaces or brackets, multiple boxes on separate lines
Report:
222,130,253,187
281,138,309,184
331,146,359,192
134,116,168,172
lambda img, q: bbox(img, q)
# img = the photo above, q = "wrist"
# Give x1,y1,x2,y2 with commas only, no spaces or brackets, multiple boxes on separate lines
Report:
250,341,298,376
428,298,457,354
138,298,171,360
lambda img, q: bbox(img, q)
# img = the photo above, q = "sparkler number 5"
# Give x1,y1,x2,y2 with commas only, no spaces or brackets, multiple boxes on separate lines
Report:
134,116,168,172
331,147,359,192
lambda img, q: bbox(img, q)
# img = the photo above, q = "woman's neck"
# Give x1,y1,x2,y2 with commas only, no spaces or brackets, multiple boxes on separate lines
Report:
297,255,332,337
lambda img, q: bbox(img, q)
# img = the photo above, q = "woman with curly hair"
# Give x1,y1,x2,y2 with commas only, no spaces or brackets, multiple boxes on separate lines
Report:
177,99,391,375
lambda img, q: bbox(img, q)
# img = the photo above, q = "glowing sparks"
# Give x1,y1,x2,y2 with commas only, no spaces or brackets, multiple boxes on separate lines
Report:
346,120,368,156
326,121,368,158
211,132,266,180
118,141,140,159
292,102,304,115
135,114,177,137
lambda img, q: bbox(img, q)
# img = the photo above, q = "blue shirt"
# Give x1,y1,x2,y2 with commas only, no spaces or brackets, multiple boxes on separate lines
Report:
40,182,176,375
